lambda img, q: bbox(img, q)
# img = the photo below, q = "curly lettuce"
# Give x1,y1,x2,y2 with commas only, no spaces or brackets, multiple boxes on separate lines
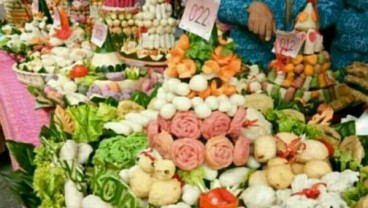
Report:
33,164,65,208
177,167,206,192
265,109,321,139
93,133,148,169
66,104,105,143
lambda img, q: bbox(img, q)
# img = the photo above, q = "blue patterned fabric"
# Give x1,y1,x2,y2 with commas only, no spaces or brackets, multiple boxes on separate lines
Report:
218,0,343,68
330,0,368,69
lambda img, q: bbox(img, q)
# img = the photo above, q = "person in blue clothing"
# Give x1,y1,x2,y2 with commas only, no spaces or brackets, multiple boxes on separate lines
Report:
217,0,343,68
330,0,368,69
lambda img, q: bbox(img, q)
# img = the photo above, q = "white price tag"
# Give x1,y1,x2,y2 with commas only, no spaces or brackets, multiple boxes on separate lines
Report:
32,0,38,13
90,5,99,18
53,6,60,26
91,20,108,47
179,0,220,41
272,30,303,58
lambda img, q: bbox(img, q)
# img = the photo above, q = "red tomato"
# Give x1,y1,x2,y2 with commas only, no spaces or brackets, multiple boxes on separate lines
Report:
70,65,88,79
318,139,334,157
199,188,238,208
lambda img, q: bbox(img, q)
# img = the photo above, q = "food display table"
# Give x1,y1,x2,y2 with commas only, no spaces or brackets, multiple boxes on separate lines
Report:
0,51,49,166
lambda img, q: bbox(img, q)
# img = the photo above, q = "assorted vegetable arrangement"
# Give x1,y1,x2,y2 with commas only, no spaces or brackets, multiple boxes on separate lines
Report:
2,1,368,208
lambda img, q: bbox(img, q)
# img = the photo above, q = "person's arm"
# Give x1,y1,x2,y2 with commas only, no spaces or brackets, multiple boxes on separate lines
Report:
317,0,344,29
218,0,253,27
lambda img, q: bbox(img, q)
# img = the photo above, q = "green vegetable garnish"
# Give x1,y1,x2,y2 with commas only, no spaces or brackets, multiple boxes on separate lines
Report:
93,133,148,169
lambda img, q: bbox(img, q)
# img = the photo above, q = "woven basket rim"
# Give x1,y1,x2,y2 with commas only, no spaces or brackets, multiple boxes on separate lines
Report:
12,63,52,77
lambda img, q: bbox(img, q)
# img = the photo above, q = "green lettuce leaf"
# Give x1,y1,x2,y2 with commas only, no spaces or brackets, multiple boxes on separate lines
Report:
66,104,105,143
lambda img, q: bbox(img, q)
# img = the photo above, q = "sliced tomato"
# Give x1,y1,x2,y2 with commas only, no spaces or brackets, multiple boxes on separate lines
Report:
70,64,88,79
199,188,238,208
318,139,334,157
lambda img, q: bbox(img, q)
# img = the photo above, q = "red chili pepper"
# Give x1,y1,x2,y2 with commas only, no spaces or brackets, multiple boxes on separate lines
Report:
274,136,305,164
242,119,258,128
199,188,238,208
291,182,326,199
318,139,334,157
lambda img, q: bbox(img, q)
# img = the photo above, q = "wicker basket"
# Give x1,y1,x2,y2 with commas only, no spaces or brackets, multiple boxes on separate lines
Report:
12,63,48,87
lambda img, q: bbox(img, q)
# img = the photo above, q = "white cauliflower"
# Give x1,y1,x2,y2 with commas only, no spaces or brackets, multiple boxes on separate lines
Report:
276,189,292,206
321,170,359,194
318,191,349,208
241,184,276,208
285,195,318,208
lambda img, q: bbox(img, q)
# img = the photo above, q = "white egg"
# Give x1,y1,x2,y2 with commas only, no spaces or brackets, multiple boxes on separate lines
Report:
160,104,176,119
128,19,135,26
160,19,168,26
144,20,153,28
167,17,176,26
175,82,190,96
227,105,238,117
165,92,175,102
205,96,219,110
167,78,180,91
189,75,208,92
113,19,120,27
194,103,212,119
156,88,166,99
162,82,170,91
219,100,232,112
217,95,229,103
153,19,160,27
191,97,204,107
229,77,239,86
230,94,246,106
172,96,192,111
134,20,142,27
153,98,167,110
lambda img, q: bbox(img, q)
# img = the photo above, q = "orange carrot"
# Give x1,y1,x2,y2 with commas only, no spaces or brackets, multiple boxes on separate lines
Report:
177,34,190,50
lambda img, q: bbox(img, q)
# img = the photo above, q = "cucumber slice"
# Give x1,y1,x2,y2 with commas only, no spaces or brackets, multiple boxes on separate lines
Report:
268,70,277,83
310,75,319,89
295,89,304,99
271,85,281,98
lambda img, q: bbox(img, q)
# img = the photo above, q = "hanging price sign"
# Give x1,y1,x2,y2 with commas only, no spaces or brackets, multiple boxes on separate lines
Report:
272,30,304,58
91,21,108,47
90,5,99,18
53,6,60,26
179,0,220,41
32,0,38,13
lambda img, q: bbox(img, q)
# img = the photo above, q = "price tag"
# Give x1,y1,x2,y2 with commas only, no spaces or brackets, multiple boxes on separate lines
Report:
272,30,303,58
32,0,38,13
179,0,220,41
90,5,99,18
53,6,60,26
91,20,108,47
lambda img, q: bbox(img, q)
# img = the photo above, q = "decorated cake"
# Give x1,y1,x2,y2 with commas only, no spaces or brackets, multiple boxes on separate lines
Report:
264,1,347,104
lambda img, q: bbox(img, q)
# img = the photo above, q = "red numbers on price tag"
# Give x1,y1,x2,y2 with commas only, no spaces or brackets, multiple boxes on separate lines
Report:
272,31,303,58
179,0,220,41
91,21,108,47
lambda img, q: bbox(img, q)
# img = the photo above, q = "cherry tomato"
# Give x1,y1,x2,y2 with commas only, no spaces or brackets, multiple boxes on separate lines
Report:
70,64,88,79
199,188,238,208
318,139,334,157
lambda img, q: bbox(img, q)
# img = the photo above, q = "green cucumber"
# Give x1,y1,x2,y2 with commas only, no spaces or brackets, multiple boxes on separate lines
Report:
322,89,331,103
295,89,304,99
310,75,319,89
271,85,281,98
268,70,277,83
